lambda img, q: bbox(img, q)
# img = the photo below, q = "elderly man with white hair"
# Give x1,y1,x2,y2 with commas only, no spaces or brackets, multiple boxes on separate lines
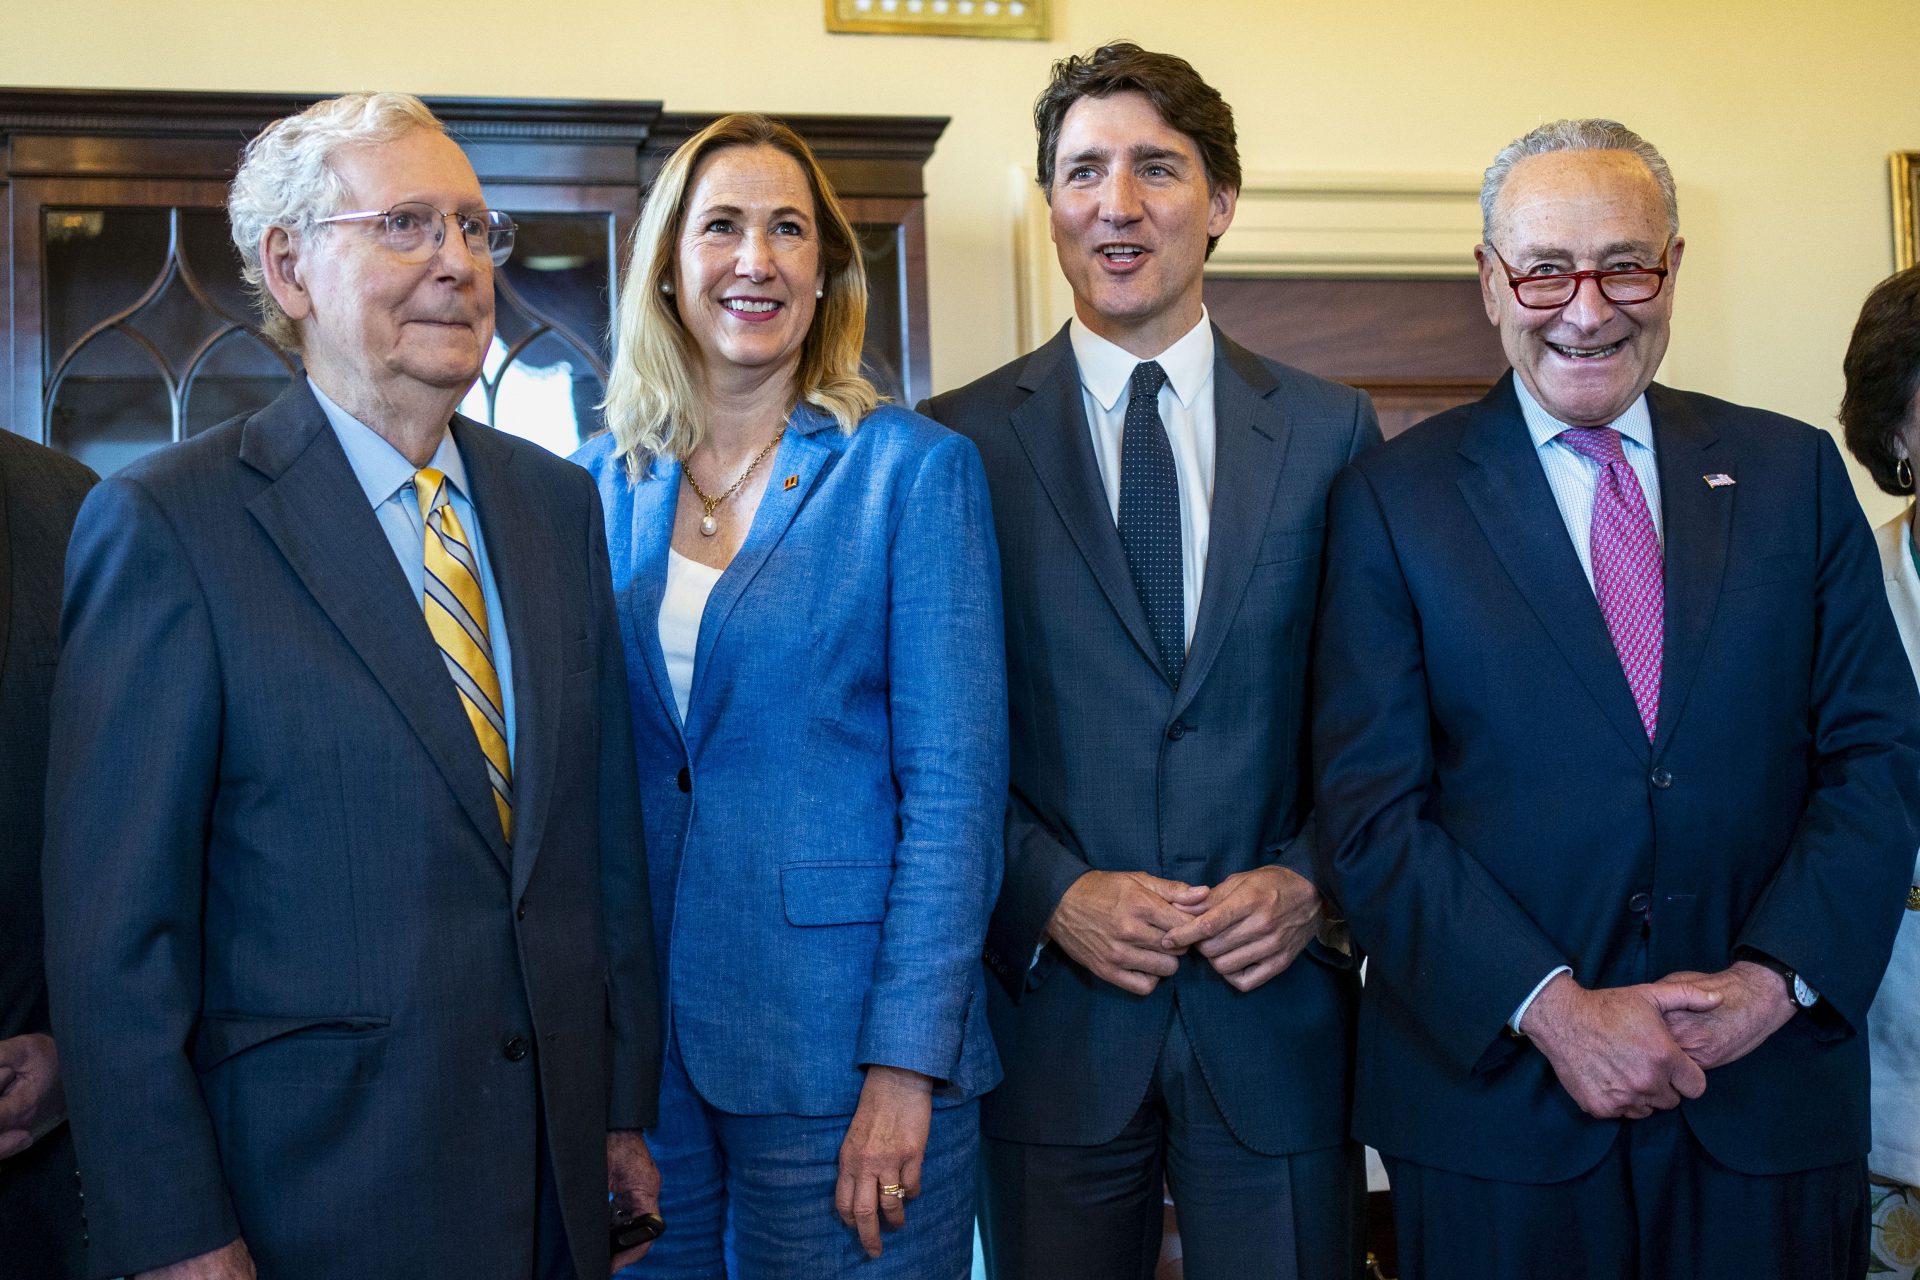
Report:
42,92,661,1280
1313,118,1920,1280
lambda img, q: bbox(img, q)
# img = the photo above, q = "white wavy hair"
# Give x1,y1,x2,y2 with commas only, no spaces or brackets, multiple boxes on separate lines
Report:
228,91,447,352
1480,118,1679,246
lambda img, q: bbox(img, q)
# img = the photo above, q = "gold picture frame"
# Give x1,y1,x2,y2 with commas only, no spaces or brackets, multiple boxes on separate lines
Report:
1895,152,1920,271
824,0,1049,40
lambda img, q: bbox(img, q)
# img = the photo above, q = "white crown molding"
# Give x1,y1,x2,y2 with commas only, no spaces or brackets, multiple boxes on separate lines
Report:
1011,168,1485,343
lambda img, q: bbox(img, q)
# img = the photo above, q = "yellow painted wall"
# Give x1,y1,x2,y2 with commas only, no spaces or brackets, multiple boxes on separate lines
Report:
8,0,1918,516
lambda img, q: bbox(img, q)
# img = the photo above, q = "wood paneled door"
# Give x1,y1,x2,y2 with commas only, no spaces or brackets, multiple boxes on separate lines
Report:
1204,275,1509,437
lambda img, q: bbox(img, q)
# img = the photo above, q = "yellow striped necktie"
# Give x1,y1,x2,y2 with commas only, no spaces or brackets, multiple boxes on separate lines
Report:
414,467,513,842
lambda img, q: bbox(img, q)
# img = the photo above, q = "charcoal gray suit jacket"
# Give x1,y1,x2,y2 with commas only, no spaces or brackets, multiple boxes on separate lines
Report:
924,325,1379,1153
43,384,659,1279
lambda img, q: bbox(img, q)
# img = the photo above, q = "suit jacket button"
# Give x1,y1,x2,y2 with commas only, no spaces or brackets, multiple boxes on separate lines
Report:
1627,891,1652,915
676,767,692,793
516,899,528,921
1649,768,1673,789
1166,721,1188,741
503,1035,531,1062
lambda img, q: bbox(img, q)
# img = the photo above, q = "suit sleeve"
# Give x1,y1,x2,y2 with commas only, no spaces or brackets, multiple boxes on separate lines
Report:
585,479,662,1130
1735,432,1920,1033
1311,462,1571,1074
42,477,241,1275
855,434,1009,1082
1268,386,1385,890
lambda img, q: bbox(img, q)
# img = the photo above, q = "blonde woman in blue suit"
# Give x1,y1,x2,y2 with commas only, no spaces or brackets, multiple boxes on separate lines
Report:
575,113,1006,1279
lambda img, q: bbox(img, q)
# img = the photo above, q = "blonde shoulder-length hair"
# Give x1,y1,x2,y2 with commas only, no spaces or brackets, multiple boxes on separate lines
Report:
601,113,879,479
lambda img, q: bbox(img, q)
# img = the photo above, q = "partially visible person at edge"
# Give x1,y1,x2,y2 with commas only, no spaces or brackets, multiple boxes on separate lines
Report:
573,112,1005,1279
42,92,661,1280
0,428,96,1279
1840,265,1920,1279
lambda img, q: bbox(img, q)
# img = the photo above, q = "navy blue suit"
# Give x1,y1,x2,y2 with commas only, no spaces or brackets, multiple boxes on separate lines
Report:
1312,375,1920,1276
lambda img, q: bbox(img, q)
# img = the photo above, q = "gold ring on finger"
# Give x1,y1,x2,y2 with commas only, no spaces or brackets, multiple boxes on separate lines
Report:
879,1183,907,1198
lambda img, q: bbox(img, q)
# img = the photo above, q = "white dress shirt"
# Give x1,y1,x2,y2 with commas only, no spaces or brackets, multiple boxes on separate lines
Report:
1069,310,1218,648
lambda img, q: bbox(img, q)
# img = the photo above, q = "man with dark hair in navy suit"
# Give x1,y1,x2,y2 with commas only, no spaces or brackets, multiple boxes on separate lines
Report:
926,41,1380,1280
1313,118,1920,1280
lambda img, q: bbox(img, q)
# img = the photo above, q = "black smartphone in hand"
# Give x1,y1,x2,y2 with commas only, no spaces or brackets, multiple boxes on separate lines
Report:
610,1204,666,1254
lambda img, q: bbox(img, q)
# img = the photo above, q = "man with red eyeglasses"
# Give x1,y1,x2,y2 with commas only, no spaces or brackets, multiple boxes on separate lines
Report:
1312,118,1920,1279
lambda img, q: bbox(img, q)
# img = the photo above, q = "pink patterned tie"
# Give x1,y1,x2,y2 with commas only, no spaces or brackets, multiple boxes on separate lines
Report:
1557,427,1663,740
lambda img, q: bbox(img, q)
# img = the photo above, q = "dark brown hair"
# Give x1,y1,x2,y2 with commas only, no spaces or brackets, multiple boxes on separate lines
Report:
1033,42,1240,257
1840,266,1920,495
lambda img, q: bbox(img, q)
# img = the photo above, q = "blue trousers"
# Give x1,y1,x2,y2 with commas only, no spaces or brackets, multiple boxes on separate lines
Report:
620,1035,979,1279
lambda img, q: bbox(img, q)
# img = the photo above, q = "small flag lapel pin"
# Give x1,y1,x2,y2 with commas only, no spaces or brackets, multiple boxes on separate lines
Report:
783,474,799,490
1703,473,1736,488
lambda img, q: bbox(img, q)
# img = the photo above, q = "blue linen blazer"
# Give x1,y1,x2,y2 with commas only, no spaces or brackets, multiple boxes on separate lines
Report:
575,402,1006,1116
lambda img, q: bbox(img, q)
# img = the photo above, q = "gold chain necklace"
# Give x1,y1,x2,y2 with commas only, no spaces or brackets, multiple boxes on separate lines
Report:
682,427,786,537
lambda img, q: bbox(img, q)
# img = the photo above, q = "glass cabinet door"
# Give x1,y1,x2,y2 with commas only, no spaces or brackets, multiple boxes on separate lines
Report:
42,206,296,475
460,211,617,457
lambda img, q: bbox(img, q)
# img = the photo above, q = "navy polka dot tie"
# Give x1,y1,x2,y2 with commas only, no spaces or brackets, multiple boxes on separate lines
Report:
1117,360,1184,684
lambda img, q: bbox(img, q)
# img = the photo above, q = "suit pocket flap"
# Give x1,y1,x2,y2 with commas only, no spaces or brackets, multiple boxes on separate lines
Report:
1720,550,1811,593
780,862,893,926
193,1013,390,1073
1255,522,1326,566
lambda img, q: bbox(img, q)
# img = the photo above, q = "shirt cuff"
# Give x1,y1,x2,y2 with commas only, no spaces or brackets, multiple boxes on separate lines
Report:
1511,965,1573,1033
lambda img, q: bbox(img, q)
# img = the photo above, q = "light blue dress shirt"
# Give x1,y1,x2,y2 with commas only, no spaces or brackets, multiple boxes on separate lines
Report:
311,378,516,767
1508,376,1664,1031
1514,374,1666,587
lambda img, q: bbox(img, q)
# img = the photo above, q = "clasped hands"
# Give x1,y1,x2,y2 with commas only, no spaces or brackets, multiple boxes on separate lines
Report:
1045,865,1323,996
1521,960,1796,1121
0,1032,65,1161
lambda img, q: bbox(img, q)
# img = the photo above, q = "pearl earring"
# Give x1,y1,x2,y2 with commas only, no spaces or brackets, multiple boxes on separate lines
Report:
660,281,674,296
815,288,824,299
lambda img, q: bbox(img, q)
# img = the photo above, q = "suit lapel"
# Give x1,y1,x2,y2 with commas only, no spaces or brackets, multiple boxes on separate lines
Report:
458,421,563,896
1174,333,1292,718
0,447,15,680
1007,326,1163,677
1645,385,1733,758
618,455,687,753
684,406,837,739
241,385,512,874
1456,376,1652,761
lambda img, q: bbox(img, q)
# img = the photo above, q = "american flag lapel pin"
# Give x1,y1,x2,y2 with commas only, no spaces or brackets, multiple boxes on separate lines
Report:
1703,473,1735,489
783,474,799,491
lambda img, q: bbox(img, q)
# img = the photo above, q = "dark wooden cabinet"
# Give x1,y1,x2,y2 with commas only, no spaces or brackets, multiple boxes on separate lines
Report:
0,90,945,472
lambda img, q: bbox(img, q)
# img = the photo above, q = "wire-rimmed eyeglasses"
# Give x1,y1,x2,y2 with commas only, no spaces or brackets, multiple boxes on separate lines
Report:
1489,243,1670,310
314,202,517,266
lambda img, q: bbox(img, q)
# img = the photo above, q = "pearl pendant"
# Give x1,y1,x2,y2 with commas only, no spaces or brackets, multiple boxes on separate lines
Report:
699,514,718,536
